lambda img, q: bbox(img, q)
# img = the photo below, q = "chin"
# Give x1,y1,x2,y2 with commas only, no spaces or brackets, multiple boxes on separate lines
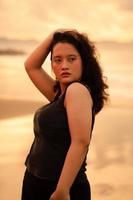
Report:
60,77,71,83
62,77,80,83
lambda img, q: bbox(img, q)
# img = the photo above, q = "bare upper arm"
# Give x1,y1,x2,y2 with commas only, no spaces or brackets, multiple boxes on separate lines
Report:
64,82,93,145
25,67,56,102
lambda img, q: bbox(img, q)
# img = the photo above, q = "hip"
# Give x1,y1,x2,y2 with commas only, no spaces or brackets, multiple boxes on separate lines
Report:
21,168,91,200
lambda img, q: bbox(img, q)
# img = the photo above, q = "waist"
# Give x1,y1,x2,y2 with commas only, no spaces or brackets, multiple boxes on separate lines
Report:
25,166,88,185
25,138,88,183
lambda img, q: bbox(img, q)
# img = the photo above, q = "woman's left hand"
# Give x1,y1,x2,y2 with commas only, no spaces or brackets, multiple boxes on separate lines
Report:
49,190,70,200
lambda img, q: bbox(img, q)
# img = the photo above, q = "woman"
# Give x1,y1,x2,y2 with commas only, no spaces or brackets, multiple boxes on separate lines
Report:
22,29,108,200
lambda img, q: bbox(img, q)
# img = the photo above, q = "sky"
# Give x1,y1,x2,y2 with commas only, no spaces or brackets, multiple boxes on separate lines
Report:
0,0,133,42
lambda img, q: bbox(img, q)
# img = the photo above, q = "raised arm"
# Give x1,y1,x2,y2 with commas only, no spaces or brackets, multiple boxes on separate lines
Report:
24,32,56,102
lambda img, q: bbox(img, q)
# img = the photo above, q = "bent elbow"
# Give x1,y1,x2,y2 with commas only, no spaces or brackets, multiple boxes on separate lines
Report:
81,140,90,148
24,60,29,70
72,139,90,149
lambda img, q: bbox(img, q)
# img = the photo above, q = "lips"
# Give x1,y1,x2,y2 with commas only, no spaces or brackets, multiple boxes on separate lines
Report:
61,72,71,77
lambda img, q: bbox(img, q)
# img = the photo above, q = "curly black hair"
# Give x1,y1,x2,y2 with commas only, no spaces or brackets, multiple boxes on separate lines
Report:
50,31,109,114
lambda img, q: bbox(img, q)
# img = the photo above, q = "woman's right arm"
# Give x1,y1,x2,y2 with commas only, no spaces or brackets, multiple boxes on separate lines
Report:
24,33,56,102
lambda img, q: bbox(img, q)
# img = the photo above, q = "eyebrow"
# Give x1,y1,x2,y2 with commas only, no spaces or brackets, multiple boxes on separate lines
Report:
52,54,78,59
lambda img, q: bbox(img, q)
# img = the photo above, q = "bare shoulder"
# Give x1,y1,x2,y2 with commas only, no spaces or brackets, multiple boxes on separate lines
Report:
64,82,93,107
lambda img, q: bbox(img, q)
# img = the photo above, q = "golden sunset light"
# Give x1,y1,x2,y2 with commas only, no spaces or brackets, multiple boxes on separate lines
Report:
0,0,133,42
0,1,133,200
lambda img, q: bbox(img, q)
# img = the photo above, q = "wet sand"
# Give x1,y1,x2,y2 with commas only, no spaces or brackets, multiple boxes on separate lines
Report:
0,99,133,200
0,99,45,119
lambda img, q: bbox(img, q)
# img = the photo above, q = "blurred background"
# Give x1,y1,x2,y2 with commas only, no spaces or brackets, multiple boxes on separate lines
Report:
0,0,133,199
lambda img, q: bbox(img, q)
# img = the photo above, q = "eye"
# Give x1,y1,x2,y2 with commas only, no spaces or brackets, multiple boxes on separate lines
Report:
68,56,76,62
53,57,62,64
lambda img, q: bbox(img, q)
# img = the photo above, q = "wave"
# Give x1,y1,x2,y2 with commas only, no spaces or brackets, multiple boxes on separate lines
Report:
0,48,26,55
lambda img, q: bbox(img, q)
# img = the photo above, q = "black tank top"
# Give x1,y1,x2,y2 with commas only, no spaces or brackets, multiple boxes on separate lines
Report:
25,82,95,183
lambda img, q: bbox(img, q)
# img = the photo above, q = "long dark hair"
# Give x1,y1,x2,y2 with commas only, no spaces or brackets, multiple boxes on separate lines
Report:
50,31,109,114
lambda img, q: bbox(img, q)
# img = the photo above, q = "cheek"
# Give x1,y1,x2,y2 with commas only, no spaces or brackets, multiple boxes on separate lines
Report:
51,62,56,72
79,61,83,74
75,61,83,74
51,64,59,77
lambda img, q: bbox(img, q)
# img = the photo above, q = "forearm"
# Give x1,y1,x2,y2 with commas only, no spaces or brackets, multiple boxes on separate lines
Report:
56,142,89,193
24,33,53,70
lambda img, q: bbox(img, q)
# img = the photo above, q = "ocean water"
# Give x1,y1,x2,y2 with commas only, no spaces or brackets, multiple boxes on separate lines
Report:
0,41,133,200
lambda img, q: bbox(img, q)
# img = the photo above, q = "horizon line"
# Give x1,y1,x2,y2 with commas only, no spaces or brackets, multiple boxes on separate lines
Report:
0,36,133,44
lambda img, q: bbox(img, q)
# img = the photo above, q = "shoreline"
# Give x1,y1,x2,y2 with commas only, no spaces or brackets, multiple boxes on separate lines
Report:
0,99,133,200
0,99,46,119
1,95,133,120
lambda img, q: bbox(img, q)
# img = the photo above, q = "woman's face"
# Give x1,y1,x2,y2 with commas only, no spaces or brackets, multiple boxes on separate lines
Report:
51,42,83,93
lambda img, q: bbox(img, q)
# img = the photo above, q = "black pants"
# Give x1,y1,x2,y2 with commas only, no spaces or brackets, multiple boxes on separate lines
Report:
21,169,91,200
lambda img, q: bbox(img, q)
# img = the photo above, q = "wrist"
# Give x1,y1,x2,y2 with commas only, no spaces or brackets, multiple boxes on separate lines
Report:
56,186,70,194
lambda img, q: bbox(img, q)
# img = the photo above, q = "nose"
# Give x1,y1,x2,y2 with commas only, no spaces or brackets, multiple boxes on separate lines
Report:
61,60,69,70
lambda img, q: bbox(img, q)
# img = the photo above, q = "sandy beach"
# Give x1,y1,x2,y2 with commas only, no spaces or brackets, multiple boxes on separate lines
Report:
0,98,133,200
1,1,133,198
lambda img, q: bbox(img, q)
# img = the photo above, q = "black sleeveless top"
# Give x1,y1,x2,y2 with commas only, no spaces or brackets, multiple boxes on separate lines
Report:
25,82,95,183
